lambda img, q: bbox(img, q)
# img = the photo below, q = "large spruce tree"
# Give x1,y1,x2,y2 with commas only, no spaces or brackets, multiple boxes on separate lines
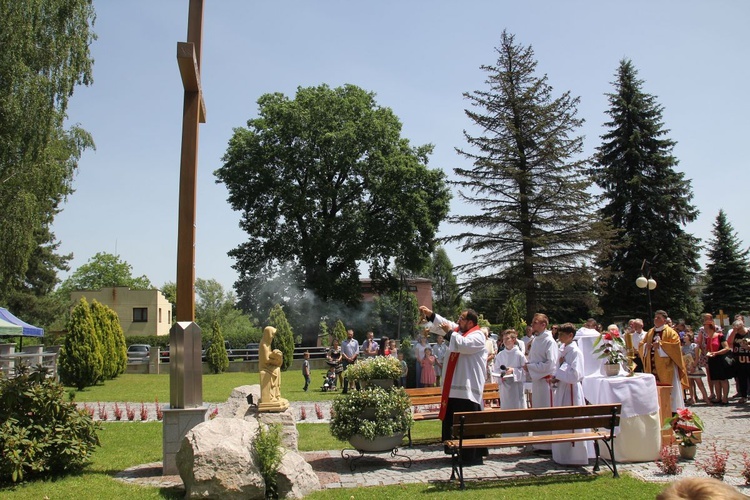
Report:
449,31,608,322
702,210,750,317
593,59,701,323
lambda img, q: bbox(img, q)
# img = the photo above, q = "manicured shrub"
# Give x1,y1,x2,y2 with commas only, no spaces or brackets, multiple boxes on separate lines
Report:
267,304,294,371
332,319,347,344
59,298,103,390
0,365,101,483
206,321,229,374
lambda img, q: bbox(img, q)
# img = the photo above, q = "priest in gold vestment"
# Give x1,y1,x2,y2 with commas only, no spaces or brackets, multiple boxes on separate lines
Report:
639,310,688,412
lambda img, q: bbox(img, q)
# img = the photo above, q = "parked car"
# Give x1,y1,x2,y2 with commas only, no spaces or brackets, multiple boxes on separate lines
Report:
160,344,170,363
127,344,151,362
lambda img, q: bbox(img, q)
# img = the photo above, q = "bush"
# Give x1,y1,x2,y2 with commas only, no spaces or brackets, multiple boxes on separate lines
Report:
268,304,294,371
254,424,283,498
0,365,101,483
206,321,229,374
59,298,103,390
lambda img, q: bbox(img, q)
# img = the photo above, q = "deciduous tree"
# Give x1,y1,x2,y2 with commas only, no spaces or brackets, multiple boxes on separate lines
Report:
59,252,152,293
0,0,96,302
216,84,450,313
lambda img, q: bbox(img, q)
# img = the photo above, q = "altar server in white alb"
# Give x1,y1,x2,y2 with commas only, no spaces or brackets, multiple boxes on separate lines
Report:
494,329,527,410
523,313,558,451
550,323,593,465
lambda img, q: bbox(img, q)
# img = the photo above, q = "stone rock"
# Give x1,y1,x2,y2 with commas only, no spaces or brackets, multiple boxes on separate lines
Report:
176,417,265,499
253,407,298,451
220,384,259,418
276,448,321,499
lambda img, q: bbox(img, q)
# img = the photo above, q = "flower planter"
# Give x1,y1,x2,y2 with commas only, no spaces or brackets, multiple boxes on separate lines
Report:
349,432,405,452
604,363,620,377
364,378,395,390
679,443,697,460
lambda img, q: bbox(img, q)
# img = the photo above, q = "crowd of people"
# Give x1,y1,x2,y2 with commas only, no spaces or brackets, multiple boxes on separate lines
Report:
317,305,750,465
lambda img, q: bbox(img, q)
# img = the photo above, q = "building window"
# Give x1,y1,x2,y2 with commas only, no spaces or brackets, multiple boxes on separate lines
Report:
159,308,162,323
133,308,148,322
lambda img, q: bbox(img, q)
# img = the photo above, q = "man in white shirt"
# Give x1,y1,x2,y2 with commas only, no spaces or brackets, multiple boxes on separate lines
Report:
341,329,360,393
523,313,557,452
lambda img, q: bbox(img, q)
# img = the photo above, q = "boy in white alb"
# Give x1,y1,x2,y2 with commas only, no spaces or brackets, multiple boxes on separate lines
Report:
550,322,592,465
494,329,527,410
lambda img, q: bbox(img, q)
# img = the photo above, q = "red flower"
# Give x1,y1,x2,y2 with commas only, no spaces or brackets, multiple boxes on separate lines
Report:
677,408,693,420
603,333,612,341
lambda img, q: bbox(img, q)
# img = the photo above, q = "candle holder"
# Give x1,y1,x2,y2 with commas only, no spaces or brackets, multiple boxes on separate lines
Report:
624,332,636,376
625,348,637,376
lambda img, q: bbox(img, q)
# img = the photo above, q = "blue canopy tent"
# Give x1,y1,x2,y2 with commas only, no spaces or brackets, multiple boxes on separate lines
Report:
0,318,23,336
0,308,44,337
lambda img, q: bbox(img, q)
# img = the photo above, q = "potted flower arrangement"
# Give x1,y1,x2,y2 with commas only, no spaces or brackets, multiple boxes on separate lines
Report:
330,386,413,452
592,329,627,376
343,355,402,388
663,407,704,459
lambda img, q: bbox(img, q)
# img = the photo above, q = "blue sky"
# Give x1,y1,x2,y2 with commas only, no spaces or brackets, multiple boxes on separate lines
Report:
55,0,750,292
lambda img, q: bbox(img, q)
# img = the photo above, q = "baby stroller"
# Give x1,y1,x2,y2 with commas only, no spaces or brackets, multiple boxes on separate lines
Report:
321,371,337,392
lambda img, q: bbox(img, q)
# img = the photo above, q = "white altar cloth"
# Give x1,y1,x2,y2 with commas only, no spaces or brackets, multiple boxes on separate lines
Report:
582,373,661,462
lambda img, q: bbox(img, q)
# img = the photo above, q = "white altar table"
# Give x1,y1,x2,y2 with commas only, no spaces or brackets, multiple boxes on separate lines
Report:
582,373,661,462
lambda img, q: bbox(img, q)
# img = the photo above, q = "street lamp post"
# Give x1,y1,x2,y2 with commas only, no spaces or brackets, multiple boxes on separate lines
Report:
635,259,657,323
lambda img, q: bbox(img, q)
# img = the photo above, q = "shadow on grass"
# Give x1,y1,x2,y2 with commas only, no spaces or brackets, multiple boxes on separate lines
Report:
424,472,599,493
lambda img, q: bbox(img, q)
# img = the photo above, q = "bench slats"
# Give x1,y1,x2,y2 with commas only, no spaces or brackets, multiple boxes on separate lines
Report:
445,431,608,449
454,404,620,424
454,415,620,437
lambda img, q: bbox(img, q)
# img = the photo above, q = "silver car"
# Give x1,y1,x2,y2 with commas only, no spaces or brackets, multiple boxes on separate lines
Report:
127,344,151,362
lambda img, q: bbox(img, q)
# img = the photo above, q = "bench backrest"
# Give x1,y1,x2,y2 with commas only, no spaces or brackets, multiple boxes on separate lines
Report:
406,383,499,406
452,403,621,438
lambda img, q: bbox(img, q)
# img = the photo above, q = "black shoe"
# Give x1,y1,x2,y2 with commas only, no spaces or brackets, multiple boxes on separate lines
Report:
464,458,484,466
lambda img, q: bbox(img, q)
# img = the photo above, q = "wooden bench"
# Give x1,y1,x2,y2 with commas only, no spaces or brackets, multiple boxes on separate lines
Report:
445,403,621,489
405,382,500,446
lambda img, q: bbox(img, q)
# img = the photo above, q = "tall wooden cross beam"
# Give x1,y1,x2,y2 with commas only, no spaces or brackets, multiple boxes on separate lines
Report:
163,0,208,475
176,0,206,323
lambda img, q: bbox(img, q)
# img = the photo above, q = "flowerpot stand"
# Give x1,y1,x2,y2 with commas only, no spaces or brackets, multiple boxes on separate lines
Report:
340,447,412,472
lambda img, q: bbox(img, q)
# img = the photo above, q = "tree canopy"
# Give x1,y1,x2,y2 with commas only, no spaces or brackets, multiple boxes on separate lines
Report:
59,252,152,293
702,210,750,318
215,84,451,317
0,0,96,303
448,31,608,322
592,59,701,323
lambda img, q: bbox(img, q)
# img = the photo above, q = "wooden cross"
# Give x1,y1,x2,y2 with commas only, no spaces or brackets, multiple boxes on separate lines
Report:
175,0,206,322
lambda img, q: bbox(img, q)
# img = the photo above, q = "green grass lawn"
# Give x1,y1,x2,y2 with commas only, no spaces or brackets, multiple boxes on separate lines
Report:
65,369,341,403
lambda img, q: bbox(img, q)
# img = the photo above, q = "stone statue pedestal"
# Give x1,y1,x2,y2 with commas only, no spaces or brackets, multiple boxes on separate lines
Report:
162,406,209,475
246,405,298,451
